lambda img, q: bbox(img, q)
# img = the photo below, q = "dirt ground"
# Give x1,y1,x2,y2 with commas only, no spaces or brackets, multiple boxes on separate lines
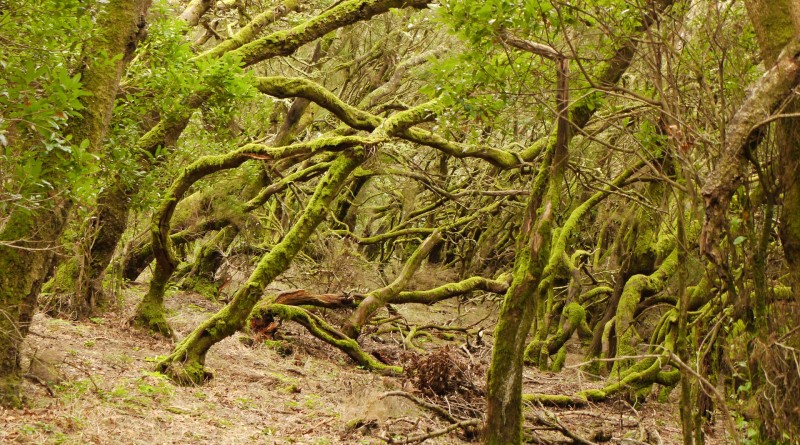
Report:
1,284,730,445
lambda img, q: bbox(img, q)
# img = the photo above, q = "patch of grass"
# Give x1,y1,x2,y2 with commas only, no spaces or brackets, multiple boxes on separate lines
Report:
234,397,257,410
137,371,174,400
54,379,91,401
107,352,134,366
303,394,322,410
284,400,300,410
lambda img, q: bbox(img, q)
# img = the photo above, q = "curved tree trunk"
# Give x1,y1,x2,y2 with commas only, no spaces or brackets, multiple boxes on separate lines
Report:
155,149,364,385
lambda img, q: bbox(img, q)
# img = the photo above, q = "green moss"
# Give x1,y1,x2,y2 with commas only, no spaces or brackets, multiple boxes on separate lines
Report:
42,257,78,294
181,275,221,300
0,376,23,408
156,150,364,384
130,299,173,338
232,0,428,66
263,339,293,357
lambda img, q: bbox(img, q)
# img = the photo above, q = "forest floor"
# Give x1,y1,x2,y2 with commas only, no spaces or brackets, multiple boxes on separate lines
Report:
1,281,730,445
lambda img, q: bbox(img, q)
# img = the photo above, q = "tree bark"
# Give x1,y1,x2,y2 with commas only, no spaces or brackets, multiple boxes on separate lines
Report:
0,0,152,407
744,0,800,303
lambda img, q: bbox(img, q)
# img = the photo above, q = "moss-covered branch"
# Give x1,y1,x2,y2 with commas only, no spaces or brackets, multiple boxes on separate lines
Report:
198,0,302,59
342,230,442,338
255,76,529,168
392,274,511,305
231,0,430,66
249,303,401,374
540,159,647,292
524,302,587,371
336,200,502,245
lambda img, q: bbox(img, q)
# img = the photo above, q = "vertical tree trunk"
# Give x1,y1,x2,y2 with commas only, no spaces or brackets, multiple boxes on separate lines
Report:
0,208,67,407
0,0,152,407
484,57,568,445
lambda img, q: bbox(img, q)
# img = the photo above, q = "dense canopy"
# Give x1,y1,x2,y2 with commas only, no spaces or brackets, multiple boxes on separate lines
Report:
1,0,799,443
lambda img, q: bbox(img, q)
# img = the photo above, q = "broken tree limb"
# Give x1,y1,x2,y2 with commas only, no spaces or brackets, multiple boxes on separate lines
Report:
380,390,459,424
272,289,356,308
378,419,481,444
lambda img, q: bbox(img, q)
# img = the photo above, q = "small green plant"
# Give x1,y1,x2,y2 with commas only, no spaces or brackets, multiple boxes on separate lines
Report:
303,394,322,410
136,371,174,400
108,352,134,365
19,424,37,434
235,397,256,410
55,379,91,401
108,386,130,398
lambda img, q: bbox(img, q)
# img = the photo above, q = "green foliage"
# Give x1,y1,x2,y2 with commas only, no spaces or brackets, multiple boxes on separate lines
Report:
0,0,100,210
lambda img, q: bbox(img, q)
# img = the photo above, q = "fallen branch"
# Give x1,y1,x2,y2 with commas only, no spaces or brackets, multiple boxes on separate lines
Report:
378,419,480,444
249,303,402,375
273,289,356,308
526,411,598,445
380,390,459,424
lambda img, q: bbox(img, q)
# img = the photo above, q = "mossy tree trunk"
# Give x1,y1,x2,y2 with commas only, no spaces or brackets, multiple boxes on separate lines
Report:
484,56,569,445
0,208,67,407
0,0,152,407
155,149,364,385
179,225,239,299
484,151,556,445
744,0,800,304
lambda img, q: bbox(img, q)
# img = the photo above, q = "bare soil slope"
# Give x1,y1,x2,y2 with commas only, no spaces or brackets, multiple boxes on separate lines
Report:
1,287,723,445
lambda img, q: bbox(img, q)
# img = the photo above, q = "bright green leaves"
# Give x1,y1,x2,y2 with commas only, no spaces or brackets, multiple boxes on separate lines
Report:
0,0,98,208
120,2,198,118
